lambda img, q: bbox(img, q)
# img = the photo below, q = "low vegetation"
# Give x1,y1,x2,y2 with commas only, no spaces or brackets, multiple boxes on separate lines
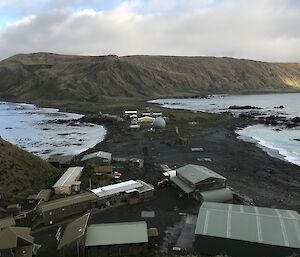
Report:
0,138,60,207
0,53,300,105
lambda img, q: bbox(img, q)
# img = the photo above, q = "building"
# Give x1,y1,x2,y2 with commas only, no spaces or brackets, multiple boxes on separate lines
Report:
27,189,52,205
53,167,84,195
138,116,155,124
0,226,35,257
58,216,156,257
85,222,148,257
57,213,90,257
199,188,233,203
47,155,74,169
195,202,300,257
39,180,154,225
81,151,112,165
124,110,138,116
93,165,113,174
170,164,228,200
0,216,15,231
152,112,163,117
38,192,97,225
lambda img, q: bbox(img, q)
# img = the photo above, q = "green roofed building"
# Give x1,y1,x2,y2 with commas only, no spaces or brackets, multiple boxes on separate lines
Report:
195,202,300,257
58,217,149,257
170,164,229,201
85,221,148,257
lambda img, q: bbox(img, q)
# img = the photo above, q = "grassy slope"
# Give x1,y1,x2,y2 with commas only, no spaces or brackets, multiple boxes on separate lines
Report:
0,138,59,206
0,53,299,104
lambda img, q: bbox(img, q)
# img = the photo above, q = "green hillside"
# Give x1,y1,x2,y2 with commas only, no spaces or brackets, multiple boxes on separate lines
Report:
0,53,299,103
0,138,59,206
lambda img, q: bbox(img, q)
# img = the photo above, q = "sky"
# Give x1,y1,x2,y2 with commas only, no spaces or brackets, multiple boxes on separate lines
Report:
0,0,299,62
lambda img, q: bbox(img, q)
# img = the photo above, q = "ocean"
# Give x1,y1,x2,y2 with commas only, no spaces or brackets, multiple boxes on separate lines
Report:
0,102,106,159
151,93,300,166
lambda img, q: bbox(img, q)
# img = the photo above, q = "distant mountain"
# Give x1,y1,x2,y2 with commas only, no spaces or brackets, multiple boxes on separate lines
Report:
0,138,59,205
0,52,299,102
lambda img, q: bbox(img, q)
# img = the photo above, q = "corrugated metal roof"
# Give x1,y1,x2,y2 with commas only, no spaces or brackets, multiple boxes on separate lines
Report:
81,151,112,162
0,217,15,230
200,188,233,203
53,167,83,188
85,221,148,246
170,176,194,194
195,202,300,249
91,180,143,198
177,165,226,184
57,213,90,250
0,227,33,249
40,192,97,212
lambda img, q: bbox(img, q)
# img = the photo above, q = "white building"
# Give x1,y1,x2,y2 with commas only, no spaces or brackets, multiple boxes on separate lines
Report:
53,167,83,195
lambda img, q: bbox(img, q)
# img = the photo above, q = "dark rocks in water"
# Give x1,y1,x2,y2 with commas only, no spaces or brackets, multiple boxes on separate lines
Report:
5,127,12,130
261,115,287,126
238,112,256,119
42,128,49,130
228,105,262,110
274,105,285,109
291,117,300,123
293,139,300,141
274,128,282,132
57,133,70,136
286,122,298,128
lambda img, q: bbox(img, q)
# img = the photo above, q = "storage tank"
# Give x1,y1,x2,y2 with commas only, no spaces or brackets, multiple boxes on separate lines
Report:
152,117,166,129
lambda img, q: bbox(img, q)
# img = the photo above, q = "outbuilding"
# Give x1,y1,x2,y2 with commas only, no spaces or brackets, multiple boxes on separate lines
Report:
170,164,228,200
47,155,74,169
195,202,300,257
53,167,84,195
27,189,52,204
81,151,112,165
138,116,155,124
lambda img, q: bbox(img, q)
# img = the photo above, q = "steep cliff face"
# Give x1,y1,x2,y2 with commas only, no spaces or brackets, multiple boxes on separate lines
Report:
0,53,299,102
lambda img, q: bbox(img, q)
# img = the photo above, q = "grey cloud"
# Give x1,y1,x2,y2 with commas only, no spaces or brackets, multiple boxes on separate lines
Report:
0,0,300,62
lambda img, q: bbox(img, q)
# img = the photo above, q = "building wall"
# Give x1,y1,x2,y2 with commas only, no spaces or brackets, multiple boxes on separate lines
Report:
42,200,94,225
59,239,85,257
195,234,300,257
54,186,72,195
195,178,226,192
86,243,148,257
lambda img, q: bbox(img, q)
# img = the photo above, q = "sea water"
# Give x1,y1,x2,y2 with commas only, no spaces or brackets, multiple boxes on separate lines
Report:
0,102,106,159
151,93,300,166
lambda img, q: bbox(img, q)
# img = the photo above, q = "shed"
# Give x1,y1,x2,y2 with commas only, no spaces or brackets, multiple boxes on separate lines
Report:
195,202,300,257
27,189,52,204
53,167,83,195
124,110,138,116
85,221,148,257
47,155,74,168
81,151,112,165
171,165,227,198
138,116,155,124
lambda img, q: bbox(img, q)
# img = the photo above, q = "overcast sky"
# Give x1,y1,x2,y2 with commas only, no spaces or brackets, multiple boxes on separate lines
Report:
0,0,299,62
